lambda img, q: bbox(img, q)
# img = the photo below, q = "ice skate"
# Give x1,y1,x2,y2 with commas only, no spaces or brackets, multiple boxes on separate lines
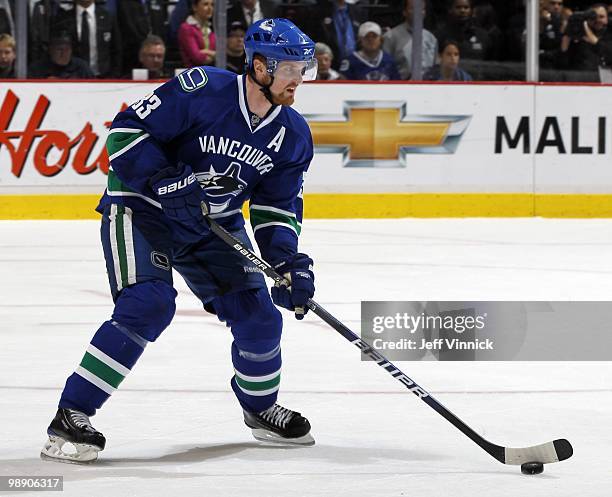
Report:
244,403,315,446
40,408,106,464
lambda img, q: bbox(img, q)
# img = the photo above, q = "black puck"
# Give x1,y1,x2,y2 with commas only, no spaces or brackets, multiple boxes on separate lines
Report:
521,462,544,475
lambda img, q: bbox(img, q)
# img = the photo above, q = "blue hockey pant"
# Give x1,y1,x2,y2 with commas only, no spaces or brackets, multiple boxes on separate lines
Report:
58,203,283,417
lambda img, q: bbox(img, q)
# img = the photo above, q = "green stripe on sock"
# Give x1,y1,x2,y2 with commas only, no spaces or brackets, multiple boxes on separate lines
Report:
250,208,301,235
80,352,125,388
234,373,281,392
106,130,146,157
115,205,129,288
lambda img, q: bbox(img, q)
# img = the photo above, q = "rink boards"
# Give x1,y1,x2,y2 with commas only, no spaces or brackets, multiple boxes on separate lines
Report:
1,79,612,218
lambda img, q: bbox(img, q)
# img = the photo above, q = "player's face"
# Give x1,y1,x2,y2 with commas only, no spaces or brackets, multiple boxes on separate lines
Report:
268,67,301,106
268,60,317,106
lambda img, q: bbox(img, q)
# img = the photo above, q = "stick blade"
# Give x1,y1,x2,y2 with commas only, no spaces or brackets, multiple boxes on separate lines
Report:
504,438,573,465
553,438,574,462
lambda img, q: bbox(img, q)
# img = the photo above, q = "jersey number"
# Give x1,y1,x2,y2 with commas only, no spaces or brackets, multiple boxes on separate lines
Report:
132,92,161,119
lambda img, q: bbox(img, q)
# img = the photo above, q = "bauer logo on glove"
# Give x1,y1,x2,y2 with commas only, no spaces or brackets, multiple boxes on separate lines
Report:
271,253,315,320
149,164,211,244
156,173,197,195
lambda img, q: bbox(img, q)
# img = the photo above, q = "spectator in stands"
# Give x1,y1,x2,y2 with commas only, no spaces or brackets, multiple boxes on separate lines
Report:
107,0,167,37
561,5,573,32
276,0,318,40
311,0,363,70
274,0,321,39
315,42,342,80
435,0,491,60
423,39,472,81
117,0,153,76
559,3,612,73
132,34,169,79
147,0,170,39
29,0,66,64
178,0,216,67
0,0,13,36
473,3,503,60
546,0,563,17
369,0,405,33
226,21,246,74
29,30,94,79
168,0,191,42
539,0,563,68
430,0,448,30
53,0,122,78
505,0,527,61
383,0,438,79
342,21,400,80
227,0,277,28
0,33,15,78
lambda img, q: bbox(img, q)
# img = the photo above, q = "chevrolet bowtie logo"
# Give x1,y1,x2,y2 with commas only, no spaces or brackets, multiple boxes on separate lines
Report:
305,101,471,167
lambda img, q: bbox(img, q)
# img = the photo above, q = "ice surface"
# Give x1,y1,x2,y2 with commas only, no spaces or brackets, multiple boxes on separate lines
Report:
0,219,610,496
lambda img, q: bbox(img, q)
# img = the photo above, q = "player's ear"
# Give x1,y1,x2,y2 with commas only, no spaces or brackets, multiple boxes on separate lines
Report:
253,55,267,78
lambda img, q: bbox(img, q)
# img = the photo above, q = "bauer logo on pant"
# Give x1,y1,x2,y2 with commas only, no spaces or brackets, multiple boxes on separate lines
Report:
305,101,472,168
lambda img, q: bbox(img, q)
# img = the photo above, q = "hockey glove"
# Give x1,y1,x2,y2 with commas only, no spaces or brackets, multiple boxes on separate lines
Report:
150,164,210,243
271,253,315,320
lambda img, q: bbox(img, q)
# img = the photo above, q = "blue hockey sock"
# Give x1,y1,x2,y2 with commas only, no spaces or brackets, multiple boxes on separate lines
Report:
58,320,146,416
58,281,175,416
230,341,282,413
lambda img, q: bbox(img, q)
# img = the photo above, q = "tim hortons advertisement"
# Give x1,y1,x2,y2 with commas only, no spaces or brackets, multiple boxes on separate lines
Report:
1,81,612,194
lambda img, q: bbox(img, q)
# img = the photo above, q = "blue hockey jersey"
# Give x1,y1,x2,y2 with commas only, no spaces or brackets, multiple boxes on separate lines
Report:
99,66,314,264
341,50,400,81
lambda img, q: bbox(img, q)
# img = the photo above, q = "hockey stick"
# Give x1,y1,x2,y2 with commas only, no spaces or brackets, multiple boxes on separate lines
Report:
204,213,573,468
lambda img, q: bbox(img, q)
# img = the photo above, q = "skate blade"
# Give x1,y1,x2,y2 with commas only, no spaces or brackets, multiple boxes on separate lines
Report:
251,428,315,446
40,435,100,464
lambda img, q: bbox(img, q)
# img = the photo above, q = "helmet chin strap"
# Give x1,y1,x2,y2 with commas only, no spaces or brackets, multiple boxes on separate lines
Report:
248,68,276,105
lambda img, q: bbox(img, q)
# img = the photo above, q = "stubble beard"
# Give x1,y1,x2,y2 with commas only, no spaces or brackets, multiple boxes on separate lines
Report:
271,89,295,106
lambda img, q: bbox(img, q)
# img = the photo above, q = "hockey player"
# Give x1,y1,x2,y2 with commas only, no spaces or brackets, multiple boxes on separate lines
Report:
41,18,318,464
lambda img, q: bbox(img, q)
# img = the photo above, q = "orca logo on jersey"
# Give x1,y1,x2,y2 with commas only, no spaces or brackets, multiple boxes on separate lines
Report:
195,162,247,197
194,162,248,213
156,173,197,195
